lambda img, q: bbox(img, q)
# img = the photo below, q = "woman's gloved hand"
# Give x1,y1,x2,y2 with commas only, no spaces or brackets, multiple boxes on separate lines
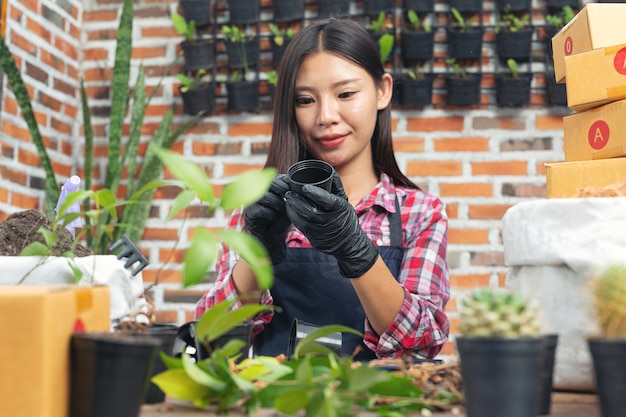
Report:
243,174,291,264
284,173,379,278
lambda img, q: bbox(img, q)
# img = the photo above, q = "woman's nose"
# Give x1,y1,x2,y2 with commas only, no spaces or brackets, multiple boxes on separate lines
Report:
317,98,340,126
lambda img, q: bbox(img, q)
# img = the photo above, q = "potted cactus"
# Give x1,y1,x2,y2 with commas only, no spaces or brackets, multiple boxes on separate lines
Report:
588,263,626,417
456,288,545,417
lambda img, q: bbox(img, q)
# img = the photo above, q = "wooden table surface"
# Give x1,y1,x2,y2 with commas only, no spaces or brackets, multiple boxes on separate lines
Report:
140,392,600,417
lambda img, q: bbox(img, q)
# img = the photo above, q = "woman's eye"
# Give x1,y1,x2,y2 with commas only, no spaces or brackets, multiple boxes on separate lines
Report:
295,96,313,105
338,91,356,99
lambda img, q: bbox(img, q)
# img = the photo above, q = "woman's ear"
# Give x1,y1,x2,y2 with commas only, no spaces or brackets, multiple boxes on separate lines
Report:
376,72,394,110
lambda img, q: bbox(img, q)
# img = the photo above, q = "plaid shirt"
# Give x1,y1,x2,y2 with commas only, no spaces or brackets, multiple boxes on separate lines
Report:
195,173,450,359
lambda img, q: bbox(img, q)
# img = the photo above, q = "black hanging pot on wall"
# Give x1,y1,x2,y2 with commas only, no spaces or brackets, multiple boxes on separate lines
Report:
449,0,483,13
363,0,395,16
226,0,260,25
447,28,484,60
179,83,215,116
402,0,435,13
401,31,435,64
495,73,533,107
179,0,212,28
273,0,305,22
546,0,580,13
225,39,259,70
496,28,534,62
445,74,482,106
545,71,567,106
271,37,292,68
318,0,350,17
496,0,532,13
227,81,260,112
180,39,215,72
398,74,434,107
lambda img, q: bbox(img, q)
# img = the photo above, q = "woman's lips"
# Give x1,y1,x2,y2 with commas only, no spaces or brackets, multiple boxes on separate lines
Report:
318,134,346,148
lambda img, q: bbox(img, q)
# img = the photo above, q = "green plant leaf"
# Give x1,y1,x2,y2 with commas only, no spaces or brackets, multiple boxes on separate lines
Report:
39,228,58,248
274,389,311,414
167,189,196,221
294,325,362,358
196,304,273,343
181,353,227,390
160,351,183,369
19,242,49,256
151,368,211,402
219,229,273,290
220,168,276,210
182,228,218,287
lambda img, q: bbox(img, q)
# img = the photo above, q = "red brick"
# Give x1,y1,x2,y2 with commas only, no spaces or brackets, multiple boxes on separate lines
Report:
228,122,272,136
472,161,527,176
439,183,493,197
434,137,489,152
406,161,462,176
448,228,489,244
468,204,512,220
406,116,464,132
450,274,491,289
393,137,424,153
536,114,564,131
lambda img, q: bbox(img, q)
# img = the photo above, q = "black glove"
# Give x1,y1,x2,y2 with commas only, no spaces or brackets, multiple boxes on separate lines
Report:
284,173,379,278
243,174,291,264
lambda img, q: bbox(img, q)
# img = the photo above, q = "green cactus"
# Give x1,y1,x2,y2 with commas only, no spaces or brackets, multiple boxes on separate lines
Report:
459,288,541,337
591,264,626,339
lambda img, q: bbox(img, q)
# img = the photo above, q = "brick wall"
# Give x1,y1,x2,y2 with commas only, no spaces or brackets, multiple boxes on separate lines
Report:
0,0,573,359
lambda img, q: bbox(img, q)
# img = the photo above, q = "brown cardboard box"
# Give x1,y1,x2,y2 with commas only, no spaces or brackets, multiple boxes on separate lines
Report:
563,99,626,161
0,285,110,417
552,3,626,83
564,43,626,111
546,157,626,198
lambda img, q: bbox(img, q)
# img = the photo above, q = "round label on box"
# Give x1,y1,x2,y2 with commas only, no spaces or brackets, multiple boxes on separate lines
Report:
564,36,573,56
613,47,626,75
588,120,609,150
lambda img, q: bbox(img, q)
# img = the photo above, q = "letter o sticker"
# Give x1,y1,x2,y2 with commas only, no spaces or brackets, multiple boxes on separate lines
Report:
564,36,573,55
588,120,609,150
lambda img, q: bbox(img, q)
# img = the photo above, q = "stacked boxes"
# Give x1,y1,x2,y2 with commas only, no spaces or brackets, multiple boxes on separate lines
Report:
547,3,626,198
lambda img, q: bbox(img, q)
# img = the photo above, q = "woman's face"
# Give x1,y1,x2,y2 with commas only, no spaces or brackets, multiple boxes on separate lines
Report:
294,51,392,174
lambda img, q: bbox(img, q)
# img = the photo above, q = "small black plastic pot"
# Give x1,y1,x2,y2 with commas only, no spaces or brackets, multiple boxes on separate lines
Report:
401,31,435,64
226,0,260,24
447,28,484,60
273,0,305,22
271,36,292,68
537,334,559,415
363,0,395,15
227,81,259,113
449,0,483,13
179,84,215,116
398,74,434,107
445,74,482,106
497,28,534,62
318,0,350,17
546,0,580,13
225,39,259,70
495,73,532,107
180,40,215,72
403,0,435,13
457,336,542,417
496,0,532,13
545,72,567,106
588,338,626,417
179,0,212,28
69,332,160,417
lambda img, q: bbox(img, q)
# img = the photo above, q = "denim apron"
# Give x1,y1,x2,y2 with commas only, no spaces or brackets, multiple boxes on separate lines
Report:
253,198,404,360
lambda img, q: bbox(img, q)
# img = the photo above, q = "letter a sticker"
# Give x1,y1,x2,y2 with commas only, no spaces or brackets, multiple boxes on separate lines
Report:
613,47,626,75
588,120,609,150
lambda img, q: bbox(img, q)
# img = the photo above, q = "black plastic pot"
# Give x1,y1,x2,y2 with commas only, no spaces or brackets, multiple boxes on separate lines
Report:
318,0,350,17
496,0,532,13
497,28,534,62
272,36,292,68
401,31,435,64
445,74,482,106
226,0,260,24
363,0,395,15
179,84,215,116
449,0,483,13
180,40,215,72
546,0,580,13
179,0,212,28
545,72,567,106
225,39,259,70
273,0,305,22
537,334,559,415
227,81,260,112
496,73,532,107
403,0,435,13
588,338,626,417
447,28,484,60
398,74,434,107
175,321,254,362
457,336,542,417
69,332,161,417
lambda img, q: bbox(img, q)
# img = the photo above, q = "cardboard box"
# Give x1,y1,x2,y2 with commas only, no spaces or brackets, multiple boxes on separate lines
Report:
0,285,110,417
563,99,626,161
564,43,626,111
546,157,626,198
552,3,626,83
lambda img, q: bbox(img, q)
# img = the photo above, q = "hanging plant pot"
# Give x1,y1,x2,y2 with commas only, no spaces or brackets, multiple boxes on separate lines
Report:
545,72,567,106
496,28,534,62
537,334,559,415
272,36,292,68
447,28,484,60
544,25,559,62
369,31,396,65
588,338,626,417
495,73,532,107
401,30,435,64
318,0,350,17
180,39,215,72
179,0,212,28
457,337,542,417
179,84,215,116
225,39,259,70
363,0,395,16
445,74,482,106
496,0,532,13
398,74,434,107
226,0,260,24
546,0,580,13
449,0,483,13
227,81,260,112
273,0,305,22
403,0,435,13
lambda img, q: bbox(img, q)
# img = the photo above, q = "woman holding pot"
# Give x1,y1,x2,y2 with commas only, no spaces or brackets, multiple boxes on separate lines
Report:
195,18,449,361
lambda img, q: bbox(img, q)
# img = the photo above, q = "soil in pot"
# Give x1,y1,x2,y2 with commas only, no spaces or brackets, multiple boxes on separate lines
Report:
0,209,92,256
